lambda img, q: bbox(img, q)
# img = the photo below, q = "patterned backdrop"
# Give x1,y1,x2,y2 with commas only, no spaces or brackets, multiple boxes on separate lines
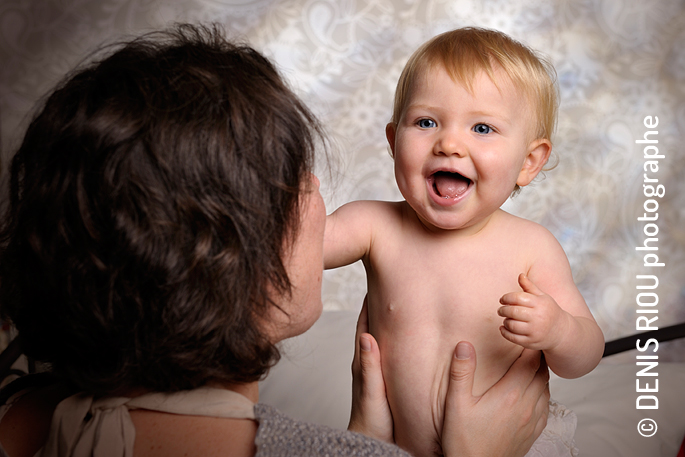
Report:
0,0,684,362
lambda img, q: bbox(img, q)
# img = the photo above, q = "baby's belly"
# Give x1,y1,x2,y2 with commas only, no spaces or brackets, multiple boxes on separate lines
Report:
371,309,523,457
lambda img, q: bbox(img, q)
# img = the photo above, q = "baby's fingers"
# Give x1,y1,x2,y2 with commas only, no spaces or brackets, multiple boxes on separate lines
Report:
500,323,531,346
500,290,536,310
498,304,531,322
501,314,531,335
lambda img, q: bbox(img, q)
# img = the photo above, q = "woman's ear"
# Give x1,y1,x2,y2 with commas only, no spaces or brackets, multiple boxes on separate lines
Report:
385,123,396,158
517,138,551,187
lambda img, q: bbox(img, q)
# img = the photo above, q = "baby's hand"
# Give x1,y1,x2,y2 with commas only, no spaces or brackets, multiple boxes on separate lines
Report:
498,274,571,351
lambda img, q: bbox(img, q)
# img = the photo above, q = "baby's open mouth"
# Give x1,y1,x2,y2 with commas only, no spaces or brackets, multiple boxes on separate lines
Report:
430,171,472,199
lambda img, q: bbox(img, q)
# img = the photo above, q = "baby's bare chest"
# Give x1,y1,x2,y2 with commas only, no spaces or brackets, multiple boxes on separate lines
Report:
365,238,529,396
367,236,527,325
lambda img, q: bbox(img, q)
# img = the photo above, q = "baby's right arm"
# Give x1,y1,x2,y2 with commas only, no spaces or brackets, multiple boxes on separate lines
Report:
324,200,380,269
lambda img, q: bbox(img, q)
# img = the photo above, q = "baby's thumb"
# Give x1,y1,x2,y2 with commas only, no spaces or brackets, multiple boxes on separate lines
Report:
447,341,477,405
519,273,543,295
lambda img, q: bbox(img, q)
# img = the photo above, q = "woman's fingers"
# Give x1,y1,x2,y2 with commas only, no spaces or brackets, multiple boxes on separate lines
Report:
446,341,477,407
441,343,550,457
348,297,394,442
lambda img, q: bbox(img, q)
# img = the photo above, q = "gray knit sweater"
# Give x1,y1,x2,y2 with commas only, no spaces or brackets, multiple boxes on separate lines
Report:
254,404,411,457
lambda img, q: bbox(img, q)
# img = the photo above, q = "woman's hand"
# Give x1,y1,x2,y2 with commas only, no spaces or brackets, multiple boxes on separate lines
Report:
348,297,549,455
441,342,550,457
348,297,394,443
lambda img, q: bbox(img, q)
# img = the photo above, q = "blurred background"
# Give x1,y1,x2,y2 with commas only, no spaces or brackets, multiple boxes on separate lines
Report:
0,0,683,362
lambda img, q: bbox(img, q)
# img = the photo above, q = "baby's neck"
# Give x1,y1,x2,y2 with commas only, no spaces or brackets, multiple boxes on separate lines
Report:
411,205,503,239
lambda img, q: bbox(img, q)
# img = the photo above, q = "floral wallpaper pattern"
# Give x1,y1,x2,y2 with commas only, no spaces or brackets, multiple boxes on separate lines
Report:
0,0,683,362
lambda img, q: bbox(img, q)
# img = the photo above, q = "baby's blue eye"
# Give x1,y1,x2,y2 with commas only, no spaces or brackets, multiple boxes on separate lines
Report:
418,119,436,129
473,123,492,134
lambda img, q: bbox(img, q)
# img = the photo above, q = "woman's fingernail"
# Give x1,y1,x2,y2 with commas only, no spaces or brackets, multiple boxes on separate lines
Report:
455,342,470,360
360,335,371,352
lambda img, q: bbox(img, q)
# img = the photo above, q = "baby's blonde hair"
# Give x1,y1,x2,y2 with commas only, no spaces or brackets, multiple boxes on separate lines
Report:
391,27,558,148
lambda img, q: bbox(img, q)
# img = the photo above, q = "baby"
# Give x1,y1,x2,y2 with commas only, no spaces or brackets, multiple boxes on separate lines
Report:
324,28,604,457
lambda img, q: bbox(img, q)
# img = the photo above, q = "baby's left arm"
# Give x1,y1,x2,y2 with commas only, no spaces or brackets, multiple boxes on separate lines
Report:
497,229,604,379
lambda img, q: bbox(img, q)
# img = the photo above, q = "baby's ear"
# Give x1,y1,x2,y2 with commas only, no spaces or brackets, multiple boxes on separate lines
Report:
517,138,551,187
385,123,397,158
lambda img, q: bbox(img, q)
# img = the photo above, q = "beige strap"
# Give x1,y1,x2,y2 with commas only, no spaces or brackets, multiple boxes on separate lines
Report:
38,387,255,457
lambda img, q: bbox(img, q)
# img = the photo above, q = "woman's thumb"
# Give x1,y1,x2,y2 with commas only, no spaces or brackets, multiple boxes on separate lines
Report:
442,341,478,454
448,341,477,400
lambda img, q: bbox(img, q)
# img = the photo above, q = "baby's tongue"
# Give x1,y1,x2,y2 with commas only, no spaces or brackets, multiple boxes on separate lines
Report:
433,172,470,198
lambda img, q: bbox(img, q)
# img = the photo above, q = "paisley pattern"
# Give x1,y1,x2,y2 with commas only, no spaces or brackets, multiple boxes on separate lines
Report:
0,0,683,361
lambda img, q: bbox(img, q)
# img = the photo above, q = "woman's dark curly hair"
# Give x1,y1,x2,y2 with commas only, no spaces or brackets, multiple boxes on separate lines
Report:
0,24,323,394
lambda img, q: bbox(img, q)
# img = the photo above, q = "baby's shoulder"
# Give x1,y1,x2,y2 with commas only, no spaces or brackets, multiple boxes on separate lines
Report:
330,200,406,224
336,199,402,212
493,211,560,247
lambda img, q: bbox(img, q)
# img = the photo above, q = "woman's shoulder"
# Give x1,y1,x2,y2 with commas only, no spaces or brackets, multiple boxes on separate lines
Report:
0,374,74,457
0,373,62,405
254,404,410,457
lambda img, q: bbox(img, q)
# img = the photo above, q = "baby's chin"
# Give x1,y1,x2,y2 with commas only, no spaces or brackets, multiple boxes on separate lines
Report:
411,205,482,234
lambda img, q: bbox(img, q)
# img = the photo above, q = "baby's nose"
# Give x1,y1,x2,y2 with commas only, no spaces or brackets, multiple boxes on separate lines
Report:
434,129,466,157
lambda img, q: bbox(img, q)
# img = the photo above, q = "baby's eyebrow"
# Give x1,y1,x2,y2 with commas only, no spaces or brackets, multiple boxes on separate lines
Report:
468,108,509,118
465,109,514,126
404,103,436,112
